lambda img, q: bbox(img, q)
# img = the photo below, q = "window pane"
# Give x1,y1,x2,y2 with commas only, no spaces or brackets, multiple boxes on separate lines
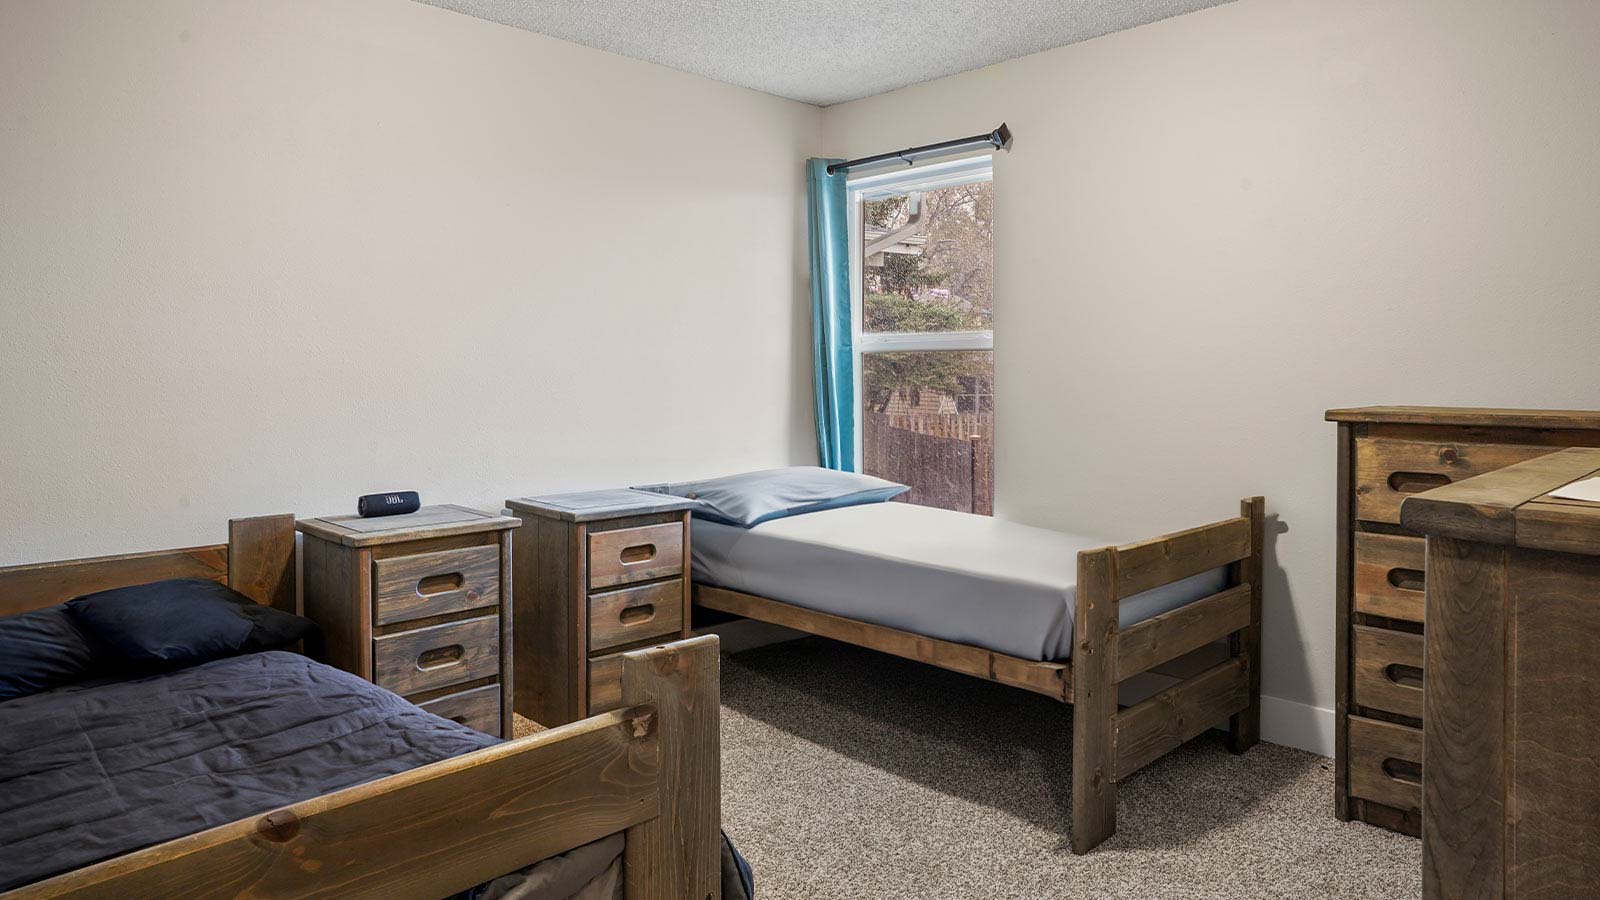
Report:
861,181,993,334
861,350,993,515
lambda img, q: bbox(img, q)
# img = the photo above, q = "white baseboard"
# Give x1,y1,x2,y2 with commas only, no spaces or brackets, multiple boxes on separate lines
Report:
1259,693,1335,758
702,624,1336,758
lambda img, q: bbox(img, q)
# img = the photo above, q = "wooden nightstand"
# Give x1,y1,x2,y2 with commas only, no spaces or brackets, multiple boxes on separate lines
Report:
298,504,519,738
505,489,699,727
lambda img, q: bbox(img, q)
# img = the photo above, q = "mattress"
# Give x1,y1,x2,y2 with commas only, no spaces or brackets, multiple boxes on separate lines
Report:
0,651,498,891
692,501,1229,662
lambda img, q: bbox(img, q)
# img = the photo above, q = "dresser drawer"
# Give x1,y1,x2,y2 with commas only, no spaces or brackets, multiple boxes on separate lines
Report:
1347,716,1422,813
417,684,501,736
1351,625,1424,720
588,580,684,653
372,544,500,626
587,522,683,590
1353,533,1426,623
1354,437,1551,524
373,614,500,697
588,652,623,714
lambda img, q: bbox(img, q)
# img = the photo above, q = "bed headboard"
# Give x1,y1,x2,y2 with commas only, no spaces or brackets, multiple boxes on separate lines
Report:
0,514,296,619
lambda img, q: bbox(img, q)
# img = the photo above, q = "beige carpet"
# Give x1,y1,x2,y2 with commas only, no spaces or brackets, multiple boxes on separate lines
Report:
719,638,1420,900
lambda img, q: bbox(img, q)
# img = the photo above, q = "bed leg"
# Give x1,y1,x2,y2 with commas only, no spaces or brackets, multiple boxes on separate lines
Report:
1228,496,1265,754
1071,548,1118,854
621,635,722,900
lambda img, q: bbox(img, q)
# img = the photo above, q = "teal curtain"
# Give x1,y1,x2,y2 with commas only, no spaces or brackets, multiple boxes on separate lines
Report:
808,158,854,470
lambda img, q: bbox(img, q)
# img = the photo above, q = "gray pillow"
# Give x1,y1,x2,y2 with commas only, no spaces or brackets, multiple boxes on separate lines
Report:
644,466,908,527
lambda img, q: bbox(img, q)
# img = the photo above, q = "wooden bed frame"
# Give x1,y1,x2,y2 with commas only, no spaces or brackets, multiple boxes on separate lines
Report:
0,515,723,900
696,496,1266,854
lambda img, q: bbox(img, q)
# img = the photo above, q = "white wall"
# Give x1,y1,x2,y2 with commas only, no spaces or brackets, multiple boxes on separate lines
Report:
822,0,1600,754
0,0,821,564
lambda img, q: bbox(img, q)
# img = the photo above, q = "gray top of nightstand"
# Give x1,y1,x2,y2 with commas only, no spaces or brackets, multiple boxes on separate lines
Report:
297,504,519,547
506,488,698,522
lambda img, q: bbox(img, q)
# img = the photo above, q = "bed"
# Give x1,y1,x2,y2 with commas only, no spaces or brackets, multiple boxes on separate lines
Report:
693,501,1231,661
673,468,1265,854
0,515,723,900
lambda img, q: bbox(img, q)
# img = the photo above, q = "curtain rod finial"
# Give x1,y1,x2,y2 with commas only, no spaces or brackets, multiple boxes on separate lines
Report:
992,122,1013,151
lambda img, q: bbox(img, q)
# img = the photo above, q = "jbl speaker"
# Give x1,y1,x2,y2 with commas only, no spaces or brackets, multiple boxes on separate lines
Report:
357,491,421,518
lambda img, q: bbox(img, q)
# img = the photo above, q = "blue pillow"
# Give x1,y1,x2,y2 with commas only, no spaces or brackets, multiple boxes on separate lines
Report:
67,578,317,668
0,605,98,701
647,467,908,527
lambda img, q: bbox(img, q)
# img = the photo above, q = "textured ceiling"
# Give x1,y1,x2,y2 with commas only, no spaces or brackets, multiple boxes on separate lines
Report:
413,0,1236,106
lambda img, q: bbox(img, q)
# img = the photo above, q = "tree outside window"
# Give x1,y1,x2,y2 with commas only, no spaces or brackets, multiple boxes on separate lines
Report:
853,163,994,514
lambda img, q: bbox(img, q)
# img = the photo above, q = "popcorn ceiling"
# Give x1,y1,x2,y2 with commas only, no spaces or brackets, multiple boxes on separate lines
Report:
413,0,1235,106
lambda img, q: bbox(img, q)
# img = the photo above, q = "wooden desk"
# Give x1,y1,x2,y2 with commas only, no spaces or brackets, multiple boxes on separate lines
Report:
1401,448,1600,900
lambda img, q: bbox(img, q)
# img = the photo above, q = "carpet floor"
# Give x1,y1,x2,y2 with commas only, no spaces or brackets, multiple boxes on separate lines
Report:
719,637,1420,900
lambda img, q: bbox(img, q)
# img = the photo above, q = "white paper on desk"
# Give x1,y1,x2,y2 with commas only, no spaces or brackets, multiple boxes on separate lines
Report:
1549,475,1600,503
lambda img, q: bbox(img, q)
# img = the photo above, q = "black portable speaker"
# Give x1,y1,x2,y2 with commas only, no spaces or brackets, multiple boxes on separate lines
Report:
357,491,420,518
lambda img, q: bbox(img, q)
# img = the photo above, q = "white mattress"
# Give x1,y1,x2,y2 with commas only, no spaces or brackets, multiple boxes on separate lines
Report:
691,502,1228,662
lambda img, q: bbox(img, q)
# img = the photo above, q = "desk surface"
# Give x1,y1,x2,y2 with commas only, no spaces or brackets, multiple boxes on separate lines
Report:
1325,405,1600,430
1399,446,1600,554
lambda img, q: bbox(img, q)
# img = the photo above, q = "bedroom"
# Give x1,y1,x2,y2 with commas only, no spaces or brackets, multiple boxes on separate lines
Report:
2,1,1598,898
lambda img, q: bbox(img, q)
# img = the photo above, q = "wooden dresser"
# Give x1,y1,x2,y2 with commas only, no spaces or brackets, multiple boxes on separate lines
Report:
298,504,519,739
505,489,698,728
1325,406,1600,835
1401,448,1600,900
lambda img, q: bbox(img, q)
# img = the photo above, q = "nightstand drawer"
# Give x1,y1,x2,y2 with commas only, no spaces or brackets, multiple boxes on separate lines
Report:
417,684,501,736
1354,437,1550,524
588,580,684,652
1351,625,1424,720
372,544,500,626
588,652,623,714
1353,533,1425,623
1347,716,1422,813
373,614,500,697
588,523,683,589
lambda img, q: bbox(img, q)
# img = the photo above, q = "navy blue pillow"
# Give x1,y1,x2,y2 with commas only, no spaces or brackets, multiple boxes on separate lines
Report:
67,578,316,667
0,604,98,701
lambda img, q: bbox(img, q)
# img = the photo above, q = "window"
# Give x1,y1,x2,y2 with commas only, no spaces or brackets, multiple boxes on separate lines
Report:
848,156,994,514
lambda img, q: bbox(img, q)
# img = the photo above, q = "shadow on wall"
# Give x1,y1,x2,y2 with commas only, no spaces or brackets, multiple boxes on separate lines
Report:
720,634,1322,852
1258,508,1317,746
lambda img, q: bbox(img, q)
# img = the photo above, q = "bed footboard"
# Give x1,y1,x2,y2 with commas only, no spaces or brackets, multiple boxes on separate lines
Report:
1070,496,1265,854
5,636,723,900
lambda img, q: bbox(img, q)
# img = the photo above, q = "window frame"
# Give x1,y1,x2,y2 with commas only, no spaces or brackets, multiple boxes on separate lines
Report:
846,155,995,471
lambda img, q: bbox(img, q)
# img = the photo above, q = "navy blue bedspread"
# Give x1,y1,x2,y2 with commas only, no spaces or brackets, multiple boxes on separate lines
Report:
0,651,497,891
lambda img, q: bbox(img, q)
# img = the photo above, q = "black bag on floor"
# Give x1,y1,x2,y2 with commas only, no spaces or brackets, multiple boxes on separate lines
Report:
722,830,754,900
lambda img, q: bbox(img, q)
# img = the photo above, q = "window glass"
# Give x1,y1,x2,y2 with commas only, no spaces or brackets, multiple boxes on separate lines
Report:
860,351,993,515
854,164,994,515
861,181,993,334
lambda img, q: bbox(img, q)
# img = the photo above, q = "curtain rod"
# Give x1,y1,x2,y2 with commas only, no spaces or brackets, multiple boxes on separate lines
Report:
826,123,1011,176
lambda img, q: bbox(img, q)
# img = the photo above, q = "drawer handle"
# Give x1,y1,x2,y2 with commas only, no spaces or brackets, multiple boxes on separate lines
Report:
1386,567,1425,593
619,604,657,627
417,645,465,671
1388,471,1450,494
417,572,465,596
1382,757,1422,785
619,543,657,565
1384,663,1424,690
